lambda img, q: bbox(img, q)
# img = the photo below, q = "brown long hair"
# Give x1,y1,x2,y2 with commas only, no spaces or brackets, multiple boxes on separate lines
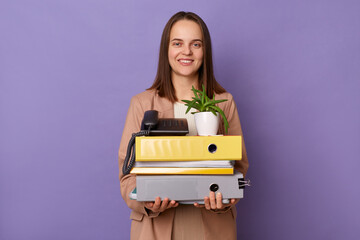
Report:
148,11,226,102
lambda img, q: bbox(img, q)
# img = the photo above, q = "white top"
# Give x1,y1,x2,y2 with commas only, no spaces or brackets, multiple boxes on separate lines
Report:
173,102,198,136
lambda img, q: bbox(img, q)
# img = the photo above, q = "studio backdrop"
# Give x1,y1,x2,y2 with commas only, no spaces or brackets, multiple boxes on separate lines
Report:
0,0,359,239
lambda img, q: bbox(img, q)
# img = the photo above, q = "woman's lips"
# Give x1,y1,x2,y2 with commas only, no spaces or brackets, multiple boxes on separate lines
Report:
178,59,194,66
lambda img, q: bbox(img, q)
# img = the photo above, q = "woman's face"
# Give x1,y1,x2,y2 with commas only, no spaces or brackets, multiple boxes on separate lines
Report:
168,20,204,80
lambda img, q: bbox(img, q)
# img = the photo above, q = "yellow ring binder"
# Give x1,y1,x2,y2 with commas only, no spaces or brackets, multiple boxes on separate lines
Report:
135,135,242,161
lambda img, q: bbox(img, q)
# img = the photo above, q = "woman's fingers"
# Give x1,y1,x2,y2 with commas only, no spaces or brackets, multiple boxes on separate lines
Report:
216,192,223,209
202,193,238,211
194,202,204,208
204,196,211,210
209,191,217,209
150,197,161,212
145,202,154,208
158,198,169,212
168,200,179,209
146,197,179,213
163,199,178,210
147,194,235,213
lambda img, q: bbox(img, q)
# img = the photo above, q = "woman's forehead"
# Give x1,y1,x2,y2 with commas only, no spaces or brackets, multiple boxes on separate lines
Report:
170,20,203,41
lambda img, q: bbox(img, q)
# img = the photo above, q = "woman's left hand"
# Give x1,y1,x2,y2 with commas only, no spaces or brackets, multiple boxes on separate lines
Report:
193,192,237,210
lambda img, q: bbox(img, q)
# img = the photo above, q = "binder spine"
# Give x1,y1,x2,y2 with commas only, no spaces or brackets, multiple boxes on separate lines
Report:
135,136,242,161
130,167,234,175
136,172,244,202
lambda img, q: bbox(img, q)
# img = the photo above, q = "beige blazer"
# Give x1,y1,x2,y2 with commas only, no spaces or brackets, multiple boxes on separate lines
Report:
118,89,249,240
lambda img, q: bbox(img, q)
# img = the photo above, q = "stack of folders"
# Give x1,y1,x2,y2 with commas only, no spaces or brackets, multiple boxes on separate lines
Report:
131,135,242,175
130,136,244,202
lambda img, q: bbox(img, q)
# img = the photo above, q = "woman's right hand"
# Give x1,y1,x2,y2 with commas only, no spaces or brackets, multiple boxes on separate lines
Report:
144,197,179,213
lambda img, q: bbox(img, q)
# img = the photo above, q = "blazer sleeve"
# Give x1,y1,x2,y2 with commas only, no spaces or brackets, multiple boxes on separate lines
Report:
118,95,160,217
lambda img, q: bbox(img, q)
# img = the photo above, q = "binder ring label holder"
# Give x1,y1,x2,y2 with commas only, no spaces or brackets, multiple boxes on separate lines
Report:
208,144,217,153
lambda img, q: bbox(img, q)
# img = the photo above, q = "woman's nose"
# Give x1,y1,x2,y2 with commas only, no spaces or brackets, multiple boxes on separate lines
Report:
182,45,192,55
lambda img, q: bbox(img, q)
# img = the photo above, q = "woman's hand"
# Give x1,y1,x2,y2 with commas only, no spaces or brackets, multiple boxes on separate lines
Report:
145,197,179,213
194,192,237,211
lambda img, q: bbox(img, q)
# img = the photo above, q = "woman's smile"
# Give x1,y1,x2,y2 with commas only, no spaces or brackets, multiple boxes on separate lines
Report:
178,58,194,66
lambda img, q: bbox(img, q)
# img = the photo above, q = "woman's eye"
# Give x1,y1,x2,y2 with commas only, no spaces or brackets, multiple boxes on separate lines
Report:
193,43,201,48
173,42,182,47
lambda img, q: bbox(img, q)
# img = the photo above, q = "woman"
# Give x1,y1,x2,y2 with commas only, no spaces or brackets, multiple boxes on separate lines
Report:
118,11,249,240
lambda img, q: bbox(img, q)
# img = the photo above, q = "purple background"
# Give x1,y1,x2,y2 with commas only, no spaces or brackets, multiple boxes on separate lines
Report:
1,0,359,239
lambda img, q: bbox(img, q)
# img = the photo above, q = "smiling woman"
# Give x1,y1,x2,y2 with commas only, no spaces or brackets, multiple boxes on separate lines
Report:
118,11,249,240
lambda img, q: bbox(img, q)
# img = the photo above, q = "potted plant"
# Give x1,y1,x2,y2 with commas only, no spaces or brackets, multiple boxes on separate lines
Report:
182,85,229,136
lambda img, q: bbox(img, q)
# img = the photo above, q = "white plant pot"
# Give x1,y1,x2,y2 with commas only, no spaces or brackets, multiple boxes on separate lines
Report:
194,112,220,136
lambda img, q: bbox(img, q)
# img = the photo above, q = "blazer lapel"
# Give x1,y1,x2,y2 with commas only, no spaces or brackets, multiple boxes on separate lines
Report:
153,93,174,118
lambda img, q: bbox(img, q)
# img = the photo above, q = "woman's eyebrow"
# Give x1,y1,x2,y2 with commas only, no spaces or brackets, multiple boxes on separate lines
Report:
170,38,203,42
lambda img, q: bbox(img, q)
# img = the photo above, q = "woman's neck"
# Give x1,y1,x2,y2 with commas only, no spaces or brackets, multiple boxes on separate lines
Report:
171,74,199,102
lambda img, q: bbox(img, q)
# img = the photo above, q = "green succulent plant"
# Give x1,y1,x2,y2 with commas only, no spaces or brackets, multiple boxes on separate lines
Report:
182,84,229,134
